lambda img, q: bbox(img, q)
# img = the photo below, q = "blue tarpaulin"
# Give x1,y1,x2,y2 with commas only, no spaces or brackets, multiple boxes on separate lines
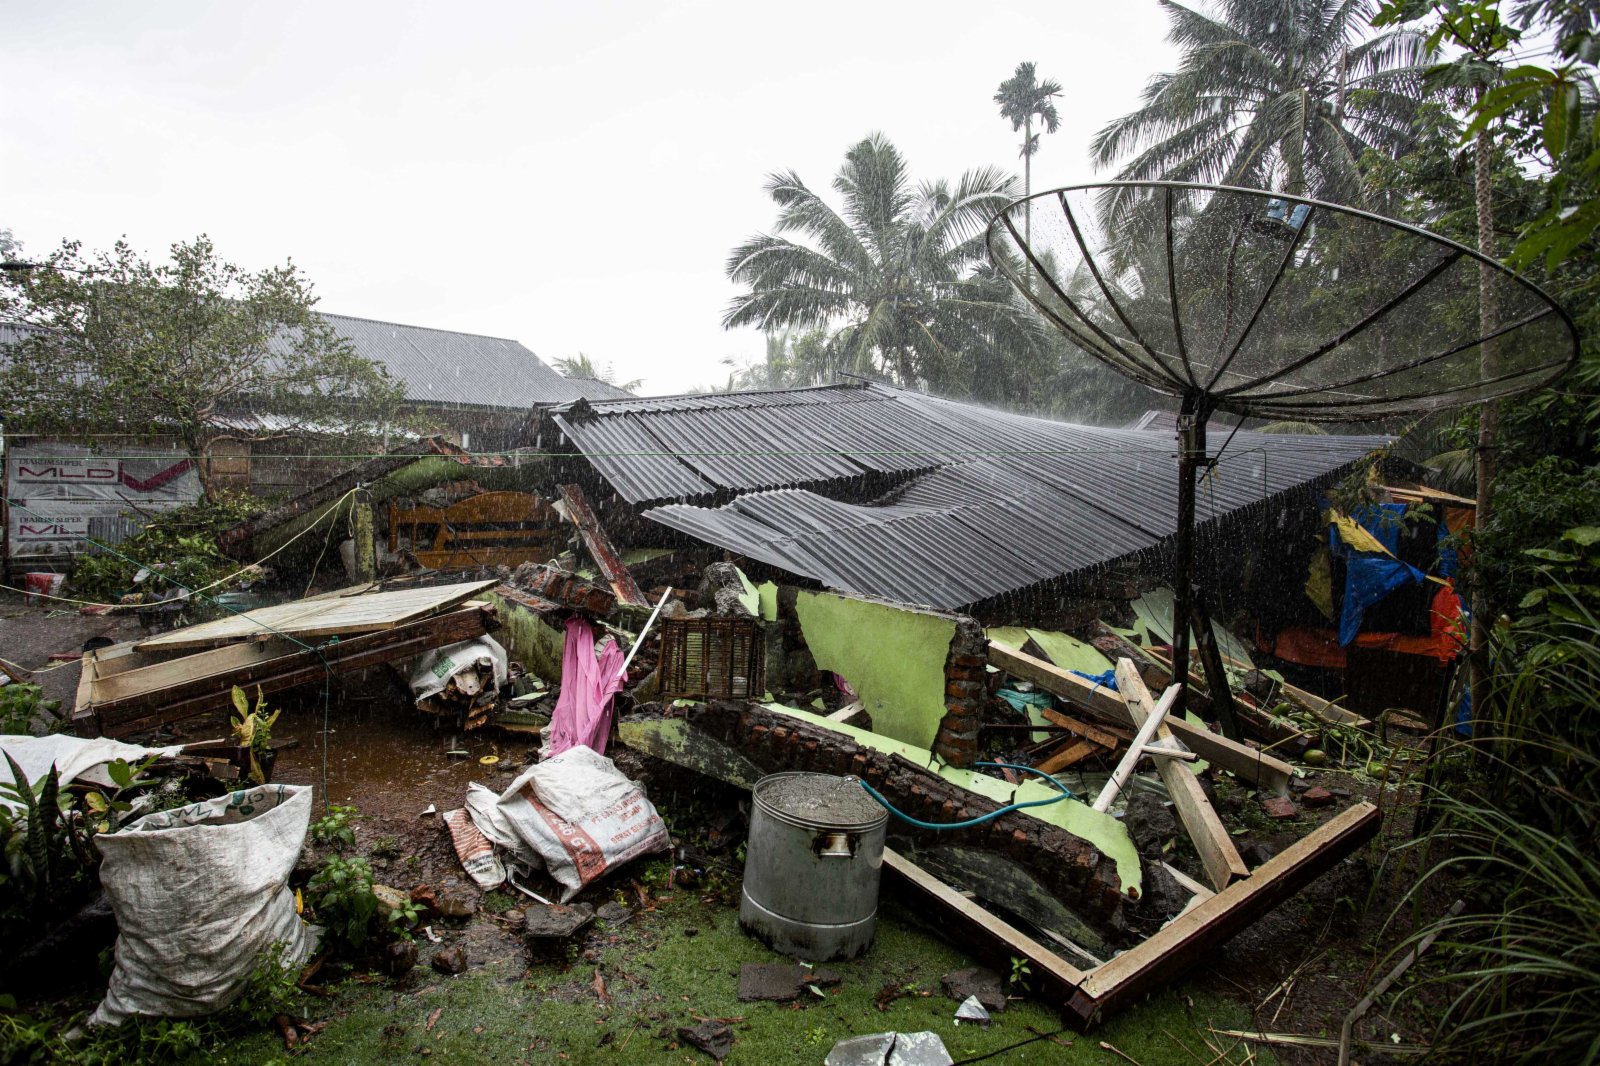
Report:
1331,504,1427,646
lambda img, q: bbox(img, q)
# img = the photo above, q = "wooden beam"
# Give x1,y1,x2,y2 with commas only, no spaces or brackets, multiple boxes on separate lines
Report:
988,642,1293,795
881,848,1090,1010
1117,660,1248,892
557,483,647,606
826,700,868,727
1159,862,1214,902
1068,801,1381,1025
1034,738,1102,774
81,605,496,737
1040,708,1127,749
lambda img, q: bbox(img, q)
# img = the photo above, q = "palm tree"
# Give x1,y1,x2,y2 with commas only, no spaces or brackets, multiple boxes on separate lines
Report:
1091,0,1432,227
551,352,642,391
723,133,1045,390
994,62,1063,245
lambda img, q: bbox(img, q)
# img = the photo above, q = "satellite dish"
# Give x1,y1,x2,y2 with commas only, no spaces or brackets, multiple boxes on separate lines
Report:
987,182,1578,731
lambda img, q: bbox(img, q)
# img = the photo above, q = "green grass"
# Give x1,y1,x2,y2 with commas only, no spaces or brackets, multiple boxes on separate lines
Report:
196,893,1273,1065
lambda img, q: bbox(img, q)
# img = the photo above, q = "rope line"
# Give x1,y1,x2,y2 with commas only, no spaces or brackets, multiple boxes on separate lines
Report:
2,496,341,808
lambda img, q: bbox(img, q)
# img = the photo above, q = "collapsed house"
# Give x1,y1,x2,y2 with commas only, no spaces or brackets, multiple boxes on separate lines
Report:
533,381,1389,613
64,379,1411,1028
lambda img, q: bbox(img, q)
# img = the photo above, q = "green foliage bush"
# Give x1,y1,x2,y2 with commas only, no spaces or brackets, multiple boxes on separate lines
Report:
1398,556,1600,1063
306,853,378,952
0,684,61,737
309,804,357,850
1471,458,1600,621
67,492,268,605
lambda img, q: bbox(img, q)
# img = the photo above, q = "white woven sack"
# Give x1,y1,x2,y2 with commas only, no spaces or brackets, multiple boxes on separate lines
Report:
90,784,316,1026
495,746,670,901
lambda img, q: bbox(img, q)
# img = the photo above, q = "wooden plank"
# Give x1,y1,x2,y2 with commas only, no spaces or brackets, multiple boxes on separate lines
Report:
1117,659,1248,892
1160,861,1214,901
133,579,499,651
1039,707,1127,749
85,605,495,736
881,848,1090,1010
826,701,868,726
988,642,1294,795
93,639,291,704
1034,738,1102,774
557,483,647,607
1068,802,1381,1025
1146,641,1370,729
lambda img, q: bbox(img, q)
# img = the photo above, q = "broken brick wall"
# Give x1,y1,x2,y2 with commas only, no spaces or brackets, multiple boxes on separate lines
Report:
933,616,989,767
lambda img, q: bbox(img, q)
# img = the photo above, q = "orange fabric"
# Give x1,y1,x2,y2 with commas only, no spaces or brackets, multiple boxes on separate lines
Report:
1273,586,1466,667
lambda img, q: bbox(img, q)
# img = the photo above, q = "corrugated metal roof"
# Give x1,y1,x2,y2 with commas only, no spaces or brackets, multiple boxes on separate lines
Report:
4,315,623,412
290,313,610,410
533,382,1388,609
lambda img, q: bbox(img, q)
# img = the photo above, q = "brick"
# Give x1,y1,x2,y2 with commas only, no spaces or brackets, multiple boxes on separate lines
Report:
945,679,986,700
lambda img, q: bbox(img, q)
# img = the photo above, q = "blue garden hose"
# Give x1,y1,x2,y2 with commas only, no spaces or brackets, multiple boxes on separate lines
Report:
855,760,1075,831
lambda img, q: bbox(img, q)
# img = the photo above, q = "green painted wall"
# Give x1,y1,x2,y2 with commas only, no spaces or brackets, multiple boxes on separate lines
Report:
756,581,779,622
794,591,955,751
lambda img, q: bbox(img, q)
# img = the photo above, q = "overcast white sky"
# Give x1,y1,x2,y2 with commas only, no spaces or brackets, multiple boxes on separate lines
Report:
7,1,1180,395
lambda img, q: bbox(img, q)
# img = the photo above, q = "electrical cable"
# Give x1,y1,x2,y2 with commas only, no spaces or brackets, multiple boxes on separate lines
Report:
855,760,1075,831
951,1027,1074,1064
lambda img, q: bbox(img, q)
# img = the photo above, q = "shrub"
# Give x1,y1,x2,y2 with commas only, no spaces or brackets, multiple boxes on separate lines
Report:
67,492,267,604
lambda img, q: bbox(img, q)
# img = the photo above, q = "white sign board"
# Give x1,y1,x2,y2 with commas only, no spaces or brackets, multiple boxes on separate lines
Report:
5,442,202,558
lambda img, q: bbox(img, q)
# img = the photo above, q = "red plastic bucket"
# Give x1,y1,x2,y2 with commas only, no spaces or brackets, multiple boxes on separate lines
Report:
23,572,64,602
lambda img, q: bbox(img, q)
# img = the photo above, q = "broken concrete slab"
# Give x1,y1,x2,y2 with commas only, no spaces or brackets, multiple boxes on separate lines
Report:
824,1031,954,1066
677,1020,733,1061
522,902,595,940
940,967,1005,1013
595,901,633,926
953,995,990,1026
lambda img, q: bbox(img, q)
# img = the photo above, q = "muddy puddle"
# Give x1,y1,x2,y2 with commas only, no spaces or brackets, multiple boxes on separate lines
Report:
268,692,539,819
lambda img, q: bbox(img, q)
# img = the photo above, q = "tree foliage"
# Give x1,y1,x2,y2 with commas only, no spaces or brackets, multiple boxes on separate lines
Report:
722,133,1048,391
1093,0,1433,226
0,236,405,494
550,351,642,391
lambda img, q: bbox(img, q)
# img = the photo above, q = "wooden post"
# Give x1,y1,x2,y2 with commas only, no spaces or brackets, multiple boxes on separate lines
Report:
1116,658,1249,891
352,499,376,582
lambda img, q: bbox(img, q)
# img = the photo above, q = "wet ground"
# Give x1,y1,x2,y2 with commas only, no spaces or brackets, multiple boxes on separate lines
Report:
0,595,144,715
2,591,1443,1064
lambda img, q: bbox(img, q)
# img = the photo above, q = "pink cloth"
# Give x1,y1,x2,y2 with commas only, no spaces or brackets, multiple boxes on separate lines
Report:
549,616,627,757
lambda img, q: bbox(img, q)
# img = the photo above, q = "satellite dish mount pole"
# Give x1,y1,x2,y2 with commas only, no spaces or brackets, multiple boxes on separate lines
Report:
1172,393,1244,741
1170,394,1206,712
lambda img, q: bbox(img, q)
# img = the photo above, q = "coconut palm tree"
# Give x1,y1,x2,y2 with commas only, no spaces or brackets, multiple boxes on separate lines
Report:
723,133,1045,390
1091,0,1432,228
551,352,642,391
995,62,1063,245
